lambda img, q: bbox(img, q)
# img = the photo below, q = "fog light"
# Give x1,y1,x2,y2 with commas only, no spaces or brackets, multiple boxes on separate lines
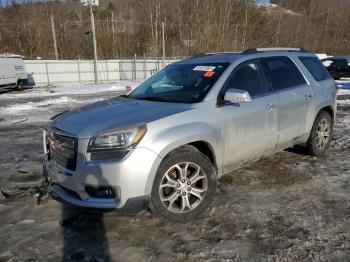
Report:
85,186,117,199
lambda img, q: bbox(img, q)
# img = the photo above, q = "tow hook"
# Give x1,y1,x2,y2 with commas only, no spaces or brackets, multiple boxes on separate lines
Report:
37,166,52,205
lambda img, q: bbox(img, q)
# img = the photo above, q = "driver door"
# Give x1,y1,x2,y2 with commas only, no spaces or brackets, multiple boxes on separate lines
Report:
219,59,279,173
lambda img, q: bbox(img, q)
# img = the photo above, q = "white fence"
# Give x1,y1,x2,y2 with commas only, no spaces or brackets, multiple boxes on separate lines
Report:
24,58,179,86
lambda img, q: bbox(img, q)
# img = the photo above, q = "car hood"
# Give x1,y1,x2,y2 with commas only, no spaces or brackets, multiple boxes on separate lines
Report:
53,98,191,138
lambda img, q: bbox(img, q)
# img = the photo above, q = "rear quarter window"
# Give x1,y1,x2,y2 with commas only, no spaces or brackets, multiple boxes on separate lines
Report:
299,56,331,81
263,57,306,91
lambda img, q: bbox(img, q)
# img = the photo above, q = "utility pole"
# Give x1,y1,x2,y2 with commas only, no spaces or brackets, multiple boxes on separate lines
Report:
111,12,116,57
162,21,165,67
275,12,282,46
294,16,301,47
242,2,248,51
50,15,58,60
322,5,331,53
90,0,99,84
234,25,238,52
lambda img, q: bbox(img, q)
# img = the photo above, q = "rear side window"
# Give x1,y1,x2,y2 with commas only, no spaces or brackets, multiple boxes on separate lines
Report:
263,57,306,91
299,56,331,81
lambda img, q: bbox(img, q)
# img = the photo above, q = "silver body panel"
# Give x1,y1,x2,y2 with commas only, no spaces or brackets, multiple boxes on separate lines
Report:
45,51,337,209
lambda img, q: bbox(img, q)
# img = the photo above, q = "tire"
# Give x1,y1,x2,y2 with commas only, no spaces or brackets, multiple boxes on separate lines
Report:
16,80,24,91
306,111,333,156
148,145,217,223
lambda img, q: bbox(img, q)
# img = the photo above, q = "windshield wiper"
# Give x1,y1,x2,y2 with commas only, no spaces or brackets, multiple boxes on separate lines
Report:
134,96,170,102
119,94,129,98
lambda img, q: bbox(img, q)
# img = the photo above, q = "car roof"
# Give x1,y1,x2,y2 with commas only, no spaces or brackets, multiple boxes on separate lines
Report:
175,53,241,65
173,48,315,65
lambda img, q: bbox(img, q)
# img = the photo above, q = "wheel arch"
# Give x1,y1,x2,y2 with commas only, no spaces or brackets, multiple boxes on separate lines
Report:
320,105,335,121
143,122,223,196
187,141,217,169
144,139,221,196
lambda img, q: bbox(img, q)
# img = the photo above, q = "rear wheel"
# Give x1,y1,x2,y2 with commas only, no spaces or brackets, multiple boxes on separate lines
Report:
306,111,333,156
16,80,24,91
148,145,217,222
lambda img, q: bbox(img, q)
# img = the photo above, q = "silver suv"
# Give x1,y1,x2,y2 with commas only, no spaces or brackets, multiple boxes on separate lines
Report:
44,48,337,222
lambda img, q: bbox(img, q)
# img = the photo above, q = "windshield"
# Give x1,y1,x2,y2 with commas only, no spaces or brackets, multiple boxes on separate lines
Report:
128,63,229,103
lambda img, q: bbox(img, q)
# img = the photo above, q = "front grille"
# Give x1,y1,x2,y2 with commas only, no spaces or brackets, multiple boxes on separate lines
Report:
47,129,78,171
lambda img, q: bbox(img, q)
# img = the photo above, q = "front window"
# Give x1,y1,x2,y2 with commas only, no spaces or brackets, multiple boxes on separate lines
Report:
128,63,229,103
224,59,269,97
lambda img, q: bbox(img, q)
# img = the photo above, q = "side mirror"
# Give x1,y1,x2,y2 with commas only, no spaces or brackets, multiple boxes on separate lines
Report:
224,88,252,104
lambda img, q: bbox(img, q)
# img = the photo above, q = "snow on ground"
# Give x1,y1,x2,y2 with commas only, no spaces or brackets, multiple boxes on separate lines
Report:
337,79,350,108
338,99,350,105
0,81,139,100
2,97,76,114
342,116,350,128
0,81,140,125
337,78,350,95
338,89,350,95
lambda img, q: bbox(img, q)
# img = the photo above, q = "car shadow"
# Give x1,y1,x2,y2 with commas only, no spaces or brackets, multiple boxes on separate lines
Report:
285,146,308,155
60,154,112,261
61,205,111,261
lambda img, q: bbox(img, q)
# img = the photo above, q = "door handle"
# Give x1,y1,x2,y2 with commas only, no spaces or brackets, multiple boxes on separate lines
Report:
265,104,275,111
304,94,313,100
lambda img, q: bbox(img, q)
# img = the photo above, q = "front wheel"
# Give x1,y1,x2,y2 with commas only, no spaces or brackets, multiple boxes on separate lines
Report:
148,145,217,222
306,111,333,156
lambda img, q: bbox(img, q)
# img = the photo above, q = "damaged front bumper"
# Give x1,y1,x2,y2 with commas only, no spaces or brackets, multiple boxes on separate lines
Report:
43,164,148,213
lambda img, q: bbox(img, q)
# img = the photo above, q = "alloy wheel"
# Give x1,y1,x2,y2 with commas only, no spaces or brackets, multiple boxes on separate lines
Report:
159,162,208,213
315,118,330,149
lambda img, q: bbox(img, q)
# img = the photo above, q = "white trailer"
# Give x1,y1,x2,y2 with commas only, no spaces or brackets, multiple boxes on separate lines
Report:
0,54,27,90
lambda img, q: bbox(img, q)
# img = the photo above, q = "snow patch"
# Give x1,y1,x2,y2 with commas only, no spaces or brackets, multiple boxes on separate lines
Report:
2,97,76,114
337,79,350,95
322,60,333,67
337,99,350,105
256,3,298,15
256,3,278,8
0,81,139,100
343,117,350,127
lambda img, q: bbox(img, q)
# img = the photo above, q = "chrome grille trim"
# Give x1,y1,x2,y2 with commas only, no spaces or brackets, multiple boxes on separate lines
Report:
47,127,78,171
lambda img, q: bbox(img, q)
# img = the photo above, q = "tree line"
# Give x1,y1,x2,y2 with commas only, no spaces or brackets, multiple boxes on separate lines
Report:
0,0,349,59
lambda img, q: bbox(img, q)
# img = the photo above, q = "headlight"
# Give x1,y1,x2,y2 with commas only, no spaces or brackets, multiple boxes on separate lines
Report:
88,124,147,151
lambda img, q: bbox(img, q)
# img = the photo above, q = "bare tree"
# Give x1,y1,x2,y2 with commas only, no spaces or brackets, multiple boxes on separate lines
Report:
0,0,349,59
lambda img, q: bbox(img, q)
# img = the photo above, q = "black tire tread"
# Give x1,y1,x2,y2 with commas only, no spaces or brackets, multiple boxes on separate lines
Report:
148,145,217,223
305,110,333,156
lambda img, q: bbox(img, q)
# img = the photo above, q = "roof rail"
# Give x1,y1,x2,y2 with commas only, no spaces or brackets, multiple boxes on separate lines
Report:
190,52,240,59
190,53,207,59
205,52,240,55
241,47,310,55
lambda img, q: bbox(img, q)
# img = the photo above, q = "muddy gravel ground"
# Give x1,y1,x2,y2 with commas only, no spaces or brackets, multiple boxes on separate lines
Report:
0,86,349,262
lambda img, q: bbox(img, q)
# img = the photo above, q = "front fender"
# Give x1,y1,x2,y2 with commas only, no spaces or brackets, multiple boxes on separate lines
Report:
155,122,219,154
143,122,222,195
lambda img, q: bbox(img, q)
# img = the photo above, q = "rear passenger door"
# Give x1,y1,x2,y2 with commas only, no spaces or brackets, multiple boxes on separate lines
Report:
262,56,313,148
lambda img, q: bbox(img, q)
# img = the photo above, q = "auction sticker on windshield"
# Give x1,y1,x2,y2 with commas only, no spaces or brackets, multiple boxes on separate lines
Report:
193,66,216,71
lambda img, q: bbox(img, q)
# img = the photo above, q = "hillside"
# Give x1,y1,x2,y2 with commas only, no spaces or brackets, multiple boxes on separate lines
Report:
0,0,349,59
